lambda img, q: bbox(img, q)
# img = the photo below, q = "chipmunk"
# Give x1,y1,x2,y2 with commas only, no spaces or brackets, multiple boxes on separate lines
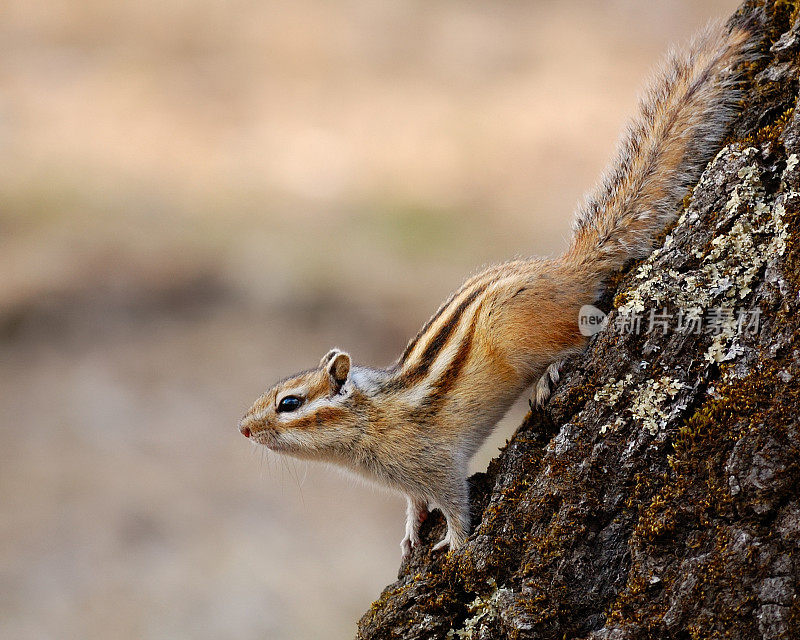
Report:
239,21,750,557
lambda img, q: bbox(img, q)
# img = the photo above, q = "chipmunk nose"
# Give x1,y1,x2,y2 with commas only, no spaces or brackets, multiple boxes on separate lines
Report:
239,418,252,438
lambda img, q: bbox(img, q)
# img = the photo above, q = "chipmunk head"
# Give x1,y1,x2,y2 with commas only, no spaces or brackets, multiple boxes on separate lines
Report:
239,348,366,460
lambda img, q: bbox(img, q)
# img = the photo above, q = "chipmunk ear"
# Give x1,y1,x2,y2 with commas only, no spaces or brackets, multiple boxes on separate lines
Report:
325,350,351,392
320,348,343,368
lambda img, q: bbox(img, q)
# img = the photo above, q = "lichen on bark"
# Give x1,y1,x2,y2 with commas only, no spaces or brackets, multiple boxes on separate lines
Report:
357,2,800,638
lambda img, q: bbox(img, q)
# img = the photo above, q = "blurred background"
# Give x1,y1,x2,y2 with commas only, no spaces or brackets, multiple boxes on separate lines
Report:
0,1,739,638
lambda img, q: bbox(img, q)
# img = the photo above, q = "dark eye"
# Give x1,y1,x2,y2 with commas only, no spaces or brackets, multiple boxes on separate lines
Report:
277,396,303,413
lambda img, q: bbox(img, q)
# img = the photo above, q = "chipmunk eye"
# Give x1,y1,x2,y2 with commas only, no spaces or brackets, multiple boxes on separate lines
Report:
277,396,303,413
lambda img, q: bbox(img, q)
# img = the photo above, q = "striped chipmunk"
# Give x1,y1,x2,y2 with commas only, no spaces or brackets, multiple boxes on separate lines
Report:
239,21,751,557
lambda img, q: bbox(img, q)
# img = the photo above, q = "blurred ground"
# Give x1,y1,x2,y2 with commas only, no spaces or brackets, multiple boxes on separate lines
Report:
0,1,739,639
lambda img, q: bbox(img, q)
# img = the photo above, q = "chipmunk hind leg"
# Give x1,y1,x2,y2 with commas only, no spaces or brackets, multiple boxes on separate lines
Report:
431,478,470,552
490,265,589,408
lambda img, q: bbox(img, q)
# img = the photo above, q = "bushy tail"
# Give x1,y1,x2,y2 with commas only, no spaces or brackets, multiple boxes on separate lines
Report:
565,20,751,279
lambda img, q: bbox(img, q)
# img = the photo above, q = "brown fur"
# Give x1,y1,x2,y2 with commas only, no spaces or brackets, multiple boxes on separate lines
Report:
240,21,751,556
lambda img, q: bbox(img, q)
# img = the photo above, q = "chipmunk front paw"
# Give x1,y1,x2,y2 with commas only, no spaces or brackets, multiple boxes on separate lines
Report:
401,498,429,557
400,533,420,557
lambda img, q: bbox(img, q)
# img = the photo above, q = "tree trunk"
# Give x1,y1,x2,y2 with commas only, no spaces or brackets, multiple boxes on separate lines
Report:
357,1,800,638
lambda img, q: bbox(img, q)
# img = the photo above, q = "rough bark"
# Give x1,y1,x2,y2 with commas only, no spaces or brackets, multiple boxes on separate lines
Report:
357,2,800,639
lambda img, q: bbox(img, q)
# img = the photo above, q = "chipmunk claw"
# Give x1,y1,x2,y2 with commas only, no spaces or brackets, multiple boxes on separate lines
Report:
401,497,429,557
401,534,419,558
432,526,466,553
432,538,450,552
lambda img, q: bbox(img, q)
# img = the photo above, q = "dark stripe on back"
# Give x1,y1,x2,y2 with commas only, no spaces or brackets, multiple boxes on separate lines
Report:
426,301,479,404
386,280,491,391
397,268,504,367
402,301,482,425
397,290,459,366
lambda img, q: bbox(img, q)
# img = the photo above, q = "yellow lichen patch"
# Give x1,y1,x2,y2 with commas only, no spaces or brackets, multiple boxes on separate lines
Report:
445,587,512,639
629,376,687,435
594,374,685,435
615,145,791,366
593,376,628,405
